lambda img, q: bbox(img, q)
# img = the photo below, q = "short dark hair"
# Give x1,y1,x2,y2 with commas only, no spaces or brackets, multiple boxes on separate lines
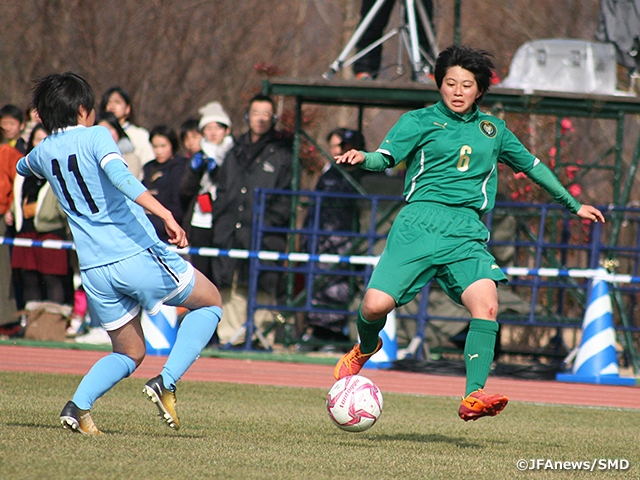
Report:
0,104,25,123
97,111,129,141
32,72,95,132
149,125,179,155
434,45,495,102
248,93,276,113
179,117,200,143
99,86,134,122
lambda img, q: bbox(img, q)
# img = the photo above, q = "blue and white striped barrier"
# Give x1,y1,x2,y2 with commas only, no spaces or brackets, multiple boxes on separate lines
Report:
556,272,637,386
4,236,640,373
3,236,640,284
140,306,178,356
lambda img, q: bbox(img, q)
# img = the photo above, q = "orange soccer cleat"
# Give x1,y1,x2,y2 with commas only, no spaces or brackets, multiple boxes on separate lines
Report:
458,389,508,421
333,339,383,380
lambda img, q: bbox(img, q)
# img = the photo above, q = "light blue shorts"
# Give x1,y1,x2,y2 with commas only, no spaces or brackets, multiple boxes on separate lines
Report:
81,243,195,331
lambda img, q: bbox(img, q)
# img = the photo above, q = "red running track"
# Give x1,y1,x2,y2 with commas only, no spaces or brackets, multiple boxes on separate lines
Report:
0,345,638,410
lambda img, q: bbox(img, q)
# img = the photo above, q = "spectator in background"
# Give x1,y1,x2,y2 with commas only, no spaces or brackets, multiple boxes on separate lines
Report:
99,86,154,164
21,105,41,146
180,102,234,282
179,118,203,158
298,128,364,351
6,124,69,305
0,133,22,327
0,104,27,153
143,125,186,243
97,111,143,180
327,128,348,158
211,94,292,346
326,128,366,178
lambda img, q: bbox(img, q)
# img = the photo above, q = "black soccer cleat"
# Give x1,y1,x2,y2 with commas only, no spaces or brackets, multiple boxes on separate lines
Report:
59,400,103,435
143,375,180,430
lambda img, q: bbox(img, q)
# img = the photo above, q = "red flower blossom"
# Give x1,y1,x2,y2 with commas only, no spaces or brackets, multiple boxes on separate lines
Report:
568,184,582,196
566,165,579,180
561,118,575,135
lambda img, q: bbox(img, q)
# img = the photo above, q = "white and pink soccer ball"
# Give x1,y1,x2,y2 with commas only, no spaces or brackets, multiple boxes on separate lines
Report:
326,375,383,432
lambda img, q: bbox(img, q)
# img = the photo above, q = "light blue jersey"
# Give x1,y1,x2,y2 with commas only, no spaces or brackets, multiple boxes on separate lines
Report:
18,125,159,269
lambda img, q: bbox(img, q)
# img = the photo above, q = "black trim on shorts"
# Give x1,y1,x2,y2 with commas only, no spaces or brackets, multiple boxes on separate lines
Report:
147,247,179,283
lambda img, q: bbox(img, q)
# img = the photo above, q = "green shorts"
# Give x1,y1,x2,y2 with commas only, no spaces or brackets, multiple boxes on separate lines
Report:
368,202,507,306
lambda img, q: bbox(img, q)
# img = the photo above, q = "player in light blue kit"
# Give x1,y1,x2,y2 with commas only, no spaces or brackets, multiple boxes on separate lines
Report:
18,72,222,435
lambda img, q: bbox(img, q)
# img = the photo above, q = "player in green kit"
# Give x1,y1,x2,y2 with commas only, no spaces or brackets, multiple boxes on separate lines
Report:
333,44,605,421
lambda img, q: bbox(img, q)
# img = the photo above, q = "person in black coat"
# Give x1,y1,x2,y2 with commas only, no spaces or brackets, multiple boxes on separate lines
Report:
143,125,186,243
210,94,292,345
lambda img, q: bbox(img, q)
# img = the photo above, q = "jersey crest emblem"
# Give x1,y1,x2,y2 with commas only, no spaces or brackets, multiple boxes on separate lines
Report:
479,120,497,138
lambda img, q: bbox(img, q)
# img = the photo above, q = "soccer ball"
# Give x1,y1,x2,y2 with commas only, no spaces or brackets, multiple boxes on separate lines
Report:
326,375,383,432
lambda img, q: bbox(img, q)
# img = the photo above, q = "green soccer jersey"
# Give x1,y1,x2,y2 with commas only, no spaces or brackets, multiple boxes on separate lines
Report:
375,100,540,215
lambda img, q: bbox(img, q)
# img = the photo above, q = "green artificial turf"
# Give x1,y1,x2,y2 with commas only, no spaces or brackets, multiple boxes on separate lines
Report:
0,371,638,479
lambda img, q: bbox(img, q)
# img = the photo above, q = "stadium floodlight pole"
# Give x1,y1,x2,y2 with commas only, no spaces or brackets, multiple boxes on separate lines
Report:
323,0,436,81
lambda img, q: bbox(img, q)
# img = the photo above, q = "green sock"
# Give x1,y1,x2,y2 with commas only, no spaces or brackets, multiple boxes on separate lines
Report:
463,318,499,396
356,305,386,354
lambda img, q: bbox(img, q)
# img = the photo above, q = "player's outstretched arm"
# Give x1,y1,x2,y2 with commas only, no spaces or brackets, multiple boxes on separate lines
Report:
135,191,188,248
577,204,605,223
334,150,392,172
526,162,605,222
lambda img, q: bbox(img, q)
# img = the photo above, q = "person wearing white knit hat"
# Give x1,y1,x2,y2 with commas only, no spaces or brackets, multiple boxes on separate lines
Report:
179,101,234,284
198,101,231,131
198,101,233,165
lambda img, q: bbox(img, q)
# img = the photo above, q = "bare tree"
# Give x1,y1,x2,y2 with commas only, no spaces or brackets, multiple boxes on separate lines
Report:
2,0,636,206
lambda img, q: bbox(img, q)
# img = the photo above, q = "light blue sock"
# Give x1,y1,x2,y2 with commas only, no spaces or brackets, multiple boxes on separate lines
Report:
72,353,136,410
161,306,221,391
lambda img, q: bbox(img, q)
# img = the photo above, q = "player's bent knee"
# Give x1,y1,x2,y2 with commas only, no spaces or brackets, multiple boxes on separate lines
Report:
475,304,498,321
362,295,395,321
